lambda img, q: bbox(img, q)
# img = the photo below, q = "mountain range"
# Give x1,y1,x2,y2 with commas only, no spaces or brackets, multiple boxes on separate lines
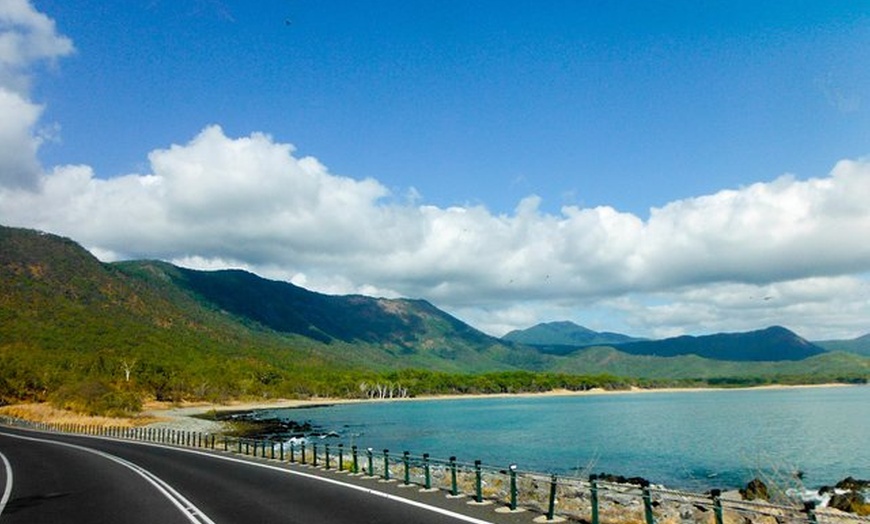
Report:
505,321,829,361
1,225,867,409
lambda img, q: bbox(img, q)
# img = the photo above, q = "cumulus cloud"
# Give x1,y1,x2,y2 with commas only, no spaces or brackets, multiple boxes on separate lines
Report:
0,0,73,189
1,1,868,340
2,122,869,338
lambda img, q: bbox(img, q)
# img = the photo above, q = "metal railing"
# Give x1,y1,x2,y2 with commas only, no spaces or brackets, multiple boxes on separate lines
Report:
2,416,868,524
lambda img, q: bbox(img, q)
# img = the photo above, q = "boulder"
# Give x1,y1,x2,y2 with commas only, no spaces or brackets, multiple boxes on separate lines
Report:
835,477,870,492
739,478,770,501
828,491,870,516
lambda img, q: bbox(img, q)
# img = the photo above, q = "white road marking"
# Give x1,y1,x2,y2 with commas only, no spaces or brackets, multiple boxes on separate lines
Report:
106,438,498,524
0,432,215,524
6,428,497,524
0,451,12,516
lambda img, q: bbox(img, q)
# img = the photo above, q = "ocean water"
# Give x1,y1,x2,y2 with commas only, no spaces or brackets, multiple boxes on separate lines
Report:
258,385,869,491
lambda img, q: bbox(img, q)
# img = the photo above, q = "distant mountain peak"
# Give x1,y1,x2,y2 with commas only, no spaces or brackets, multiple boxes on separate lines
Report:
614,325,825,362
503,321,642,347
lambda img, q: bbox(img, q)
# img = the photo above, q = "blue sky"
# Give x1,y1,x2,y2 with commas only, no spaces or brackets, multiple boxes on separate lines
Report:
1,1,869,340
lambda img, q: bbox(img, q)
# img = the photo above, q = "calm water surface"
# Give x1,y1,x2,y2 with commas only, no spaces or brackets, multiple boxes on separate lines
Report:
260,385,869,490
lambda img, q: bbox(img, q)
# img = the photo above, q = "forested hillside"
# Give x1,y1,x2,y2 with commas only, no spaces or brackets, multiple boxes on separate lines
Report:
1,225,867,416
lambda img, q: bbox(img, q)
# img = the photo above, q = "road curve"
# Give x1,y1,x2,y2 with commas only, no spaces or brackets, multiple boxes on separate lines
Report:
0,430,207,523
0,427,534,524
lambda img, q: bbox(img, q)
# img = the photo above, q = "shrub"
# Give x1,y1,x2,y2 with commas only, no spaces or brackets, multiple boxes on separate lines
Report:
49,380,142,417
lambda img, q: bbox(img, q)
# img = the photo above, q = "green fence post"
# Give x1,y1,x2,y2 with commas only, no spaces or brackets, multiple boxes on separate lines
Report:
805,501,818,524
590,475,600,524
423,453,431,489
383,449,390,481
547,474,558,520
449,456,458,496
338,444,344,472
474,460,483,503
290,441,296,463
279,441,284,461
352,445,359,474
366,448,374,477
509,464,518,511
403,451,411,486
325,444,331,470
711,489,724,524
313,442,318,467
301,441,307,465
642,485,655,524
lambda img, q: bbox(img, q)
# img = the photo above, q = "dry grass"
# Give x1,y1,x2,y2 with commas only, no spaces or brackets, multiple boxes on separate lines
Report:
0,403,160,428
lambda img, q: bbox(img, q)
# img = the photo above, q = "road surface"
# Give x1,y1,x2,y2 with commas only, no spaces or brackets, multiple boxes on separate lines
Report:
0,426,538,523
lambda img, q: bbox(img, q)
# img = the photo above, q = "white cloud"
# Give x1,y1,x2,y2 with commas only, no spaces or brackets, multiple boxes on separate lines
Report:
0,0,73,189
1,1,869,340
2,122,869,339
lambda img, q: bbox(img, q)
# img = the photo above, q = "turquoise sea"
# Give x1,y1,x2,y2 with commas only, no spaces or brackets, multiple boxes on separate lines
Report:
258,385,869,491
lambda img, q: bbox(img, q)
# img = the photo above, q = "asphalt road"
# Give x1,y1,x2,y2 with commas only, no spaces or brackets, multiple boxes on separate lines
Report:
0,427,540,524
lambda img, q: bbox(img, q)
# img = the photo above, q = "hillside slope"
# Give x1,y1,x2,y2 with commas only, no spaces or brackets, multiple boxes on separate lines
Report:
2,225,867,412
502,321,643,349
552,345,870,380
0,226,541,408
815,334,870,357
613,326,826,361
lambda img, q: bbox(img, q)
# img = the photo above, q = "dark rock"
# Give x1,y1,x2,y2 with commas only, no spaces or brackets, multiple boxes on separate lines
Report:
835,477,870,492
739,478,769,501
595,473,651,487
829,491,870,516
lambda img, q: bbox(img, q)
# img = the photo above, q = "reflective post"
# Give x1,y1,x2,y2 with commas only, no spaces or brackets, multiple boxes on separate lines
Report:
590,475,600,524
642,485,655,524
509,464,518,511
449,456,458,496
423,453,431,490
711,489,724,524
474,460,483,503
383,449,390,481
805,501,818,524
366,448,374,477
547,474,558,520
403,451,411,486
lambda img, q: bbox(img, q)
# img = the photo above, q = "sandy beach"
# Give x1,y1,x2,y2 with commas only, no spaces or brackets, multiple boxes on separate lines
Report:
140,382,856,433
1,383,854,435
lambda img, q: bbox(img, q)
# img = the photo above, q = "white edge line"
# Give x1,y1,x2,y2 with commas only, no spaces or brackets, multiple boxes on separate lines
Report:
0,431,214,524
0,451,12,516
3,429,496,524
108,438,498,524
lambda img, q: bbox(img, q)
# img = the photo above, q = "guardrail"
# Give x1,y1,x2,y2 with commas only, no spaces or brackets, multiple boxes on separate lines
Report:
3,417,868,524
